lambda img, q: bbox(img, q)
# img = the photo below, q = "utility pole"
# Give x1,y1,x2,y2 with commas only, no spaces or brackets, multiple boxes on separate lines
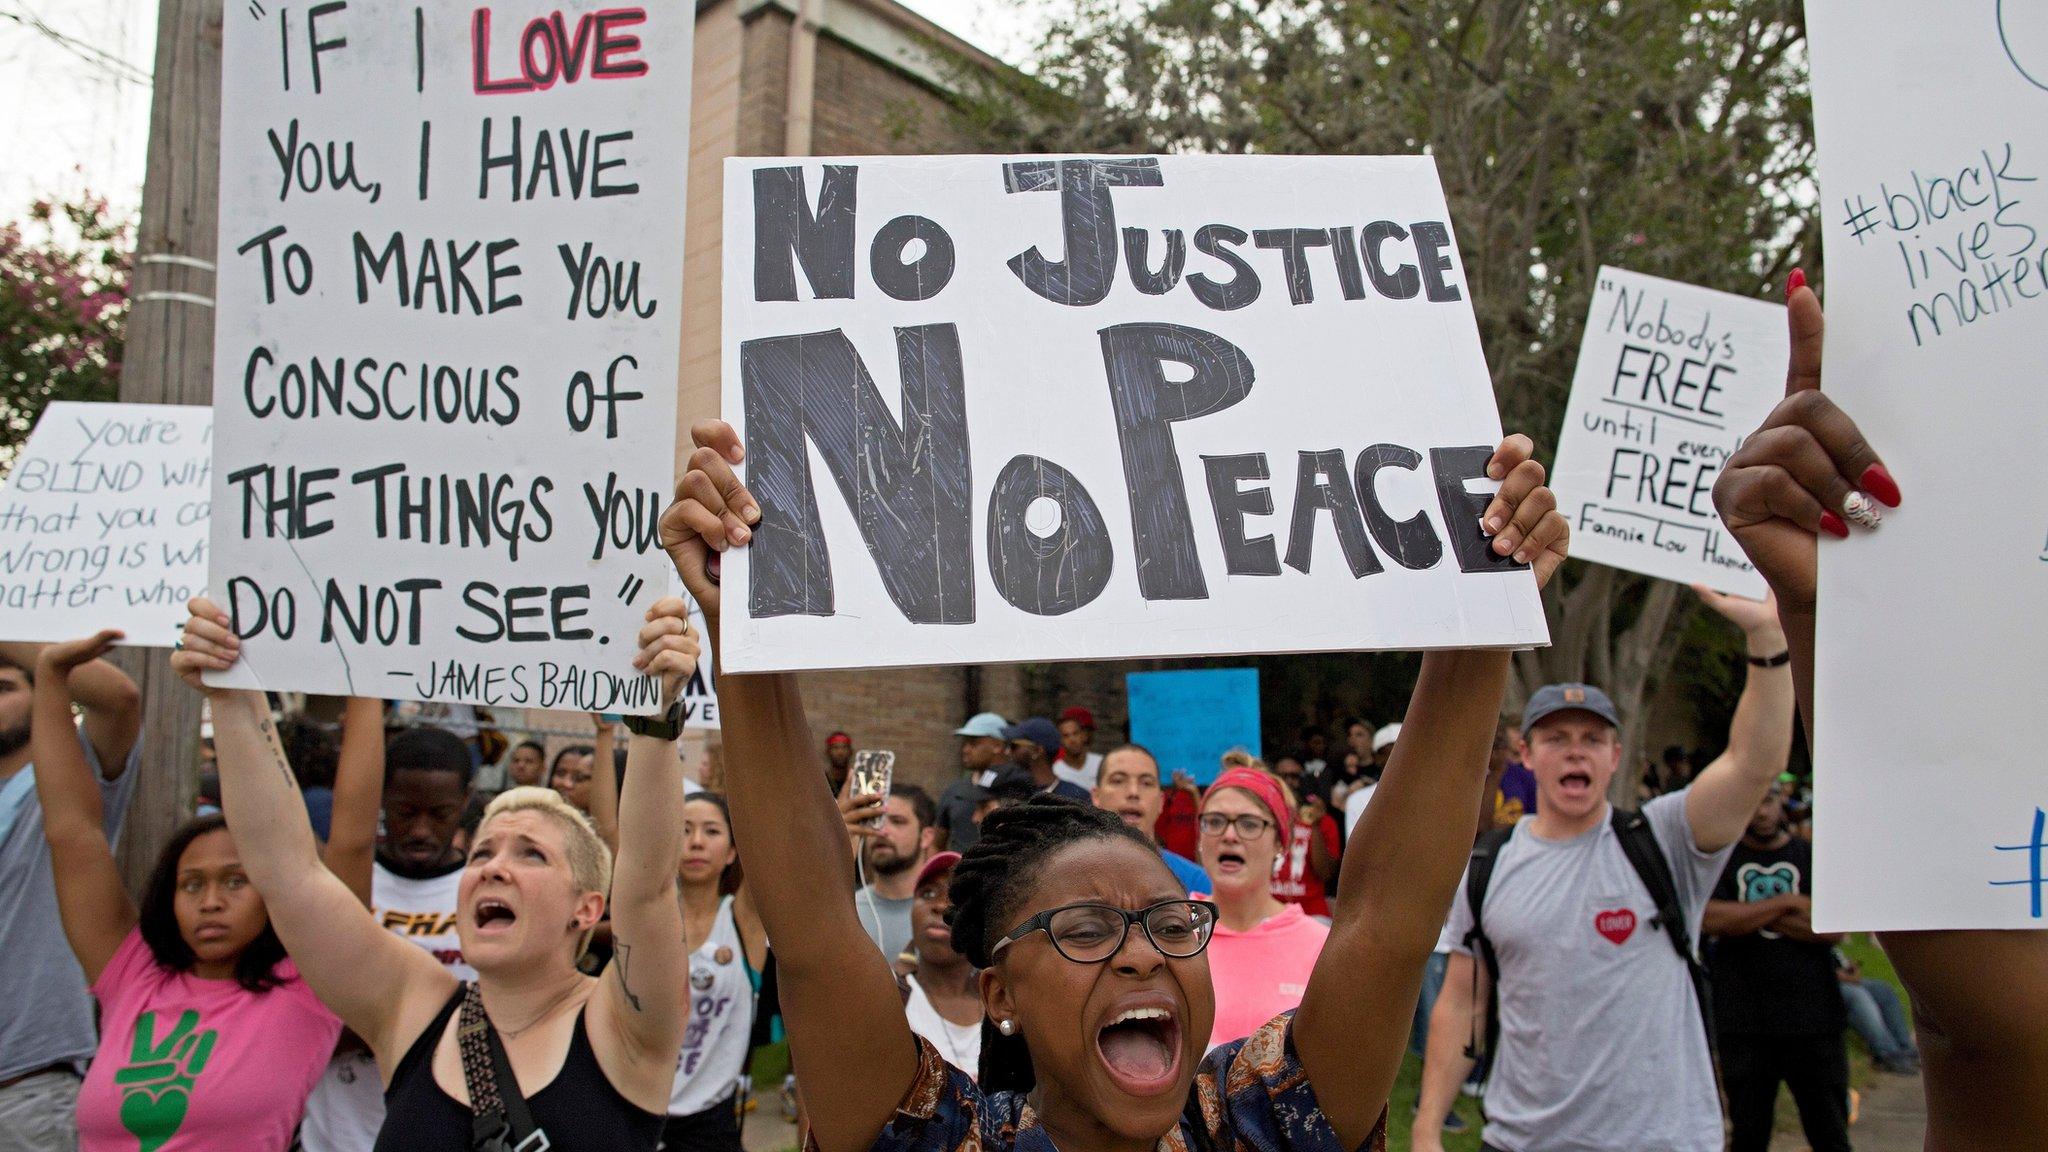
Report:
114,0,221,892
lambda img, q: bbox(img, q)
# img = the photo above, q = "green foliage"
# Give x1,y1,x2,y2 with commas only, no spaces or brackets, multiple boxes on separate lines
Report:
0,194,134,460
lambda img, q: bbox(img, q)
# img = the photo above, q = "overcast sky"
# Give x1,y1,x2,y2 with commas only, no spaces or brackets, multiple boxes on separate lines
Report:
0,0,1052,214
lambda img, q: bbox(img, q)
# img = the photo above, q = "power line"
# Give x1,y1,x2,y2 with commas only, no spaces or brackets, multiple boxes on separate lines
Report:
0,3,151,87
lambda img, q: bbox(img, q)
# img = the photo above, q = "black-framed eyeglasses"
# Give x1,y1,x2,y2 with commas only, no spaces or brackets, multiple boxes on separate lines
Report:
1198,812,1275,839
990,899,1219,964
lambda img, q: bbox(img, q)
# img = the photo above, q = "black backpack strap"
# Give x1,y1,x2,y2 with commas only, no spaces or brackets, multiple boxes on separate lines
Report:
1460,825,1514,1062
457,982,549,1152
1609,807,1716,1057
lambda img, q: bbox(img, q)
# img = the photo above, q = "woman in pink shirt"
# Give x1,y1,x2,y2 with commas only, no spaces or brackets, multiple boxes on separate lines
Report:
1195,765,1331,1051
29,632,342,1152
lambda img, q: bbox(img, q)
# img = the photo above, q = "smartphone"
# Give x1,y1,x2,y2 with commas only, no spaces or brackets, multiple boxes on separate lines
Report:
849,750,895,828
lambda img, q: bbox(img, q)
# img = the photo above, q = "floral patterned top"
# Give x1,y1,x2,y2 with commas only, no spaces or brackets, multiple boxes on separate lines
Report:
815,1012,1386,1152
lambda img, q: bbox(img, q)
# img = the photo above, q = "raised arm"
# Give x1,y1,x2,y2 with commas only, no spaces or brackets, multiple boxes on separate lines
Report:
323,697,387,906
1714,277,2048,1145
1680,587,1795,853
29,631,137,983
587,714,621,853
1295,436,1567,1149
1,638,140,776
172,603,448,1054
661,420,919,1152
588,604,695,1074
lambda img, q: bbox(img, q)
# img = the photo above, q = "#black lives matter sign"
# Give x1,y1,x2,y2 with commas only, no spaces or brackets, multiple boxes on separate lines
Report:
719,156,1550,673
208,1,690,712
1808,0,2048,929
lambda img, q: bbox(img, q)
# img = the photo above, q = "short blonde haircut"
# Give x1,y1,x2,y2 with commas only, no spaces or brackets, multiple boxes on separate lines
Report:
1220,748,1265,772
479,786,613,900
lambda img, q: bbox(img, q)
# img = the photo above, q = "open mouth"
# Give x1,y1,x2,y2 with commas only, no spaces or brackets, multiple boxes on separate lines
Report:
1212,850,1247,874
1556,770,1595,801
1116,807,1146,827
1096,1004,1182,1096
475,897,518,933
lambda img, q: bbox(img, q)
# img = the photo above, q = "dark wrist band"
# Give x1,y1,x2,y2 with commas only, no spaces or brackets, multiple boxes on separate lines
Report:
623,701,686,740
1747,651,1792,668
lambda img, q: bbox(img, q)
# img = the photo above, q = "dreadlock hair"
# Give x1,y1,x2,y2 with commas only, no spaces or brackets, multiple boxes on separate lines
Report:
945,793,1158,1093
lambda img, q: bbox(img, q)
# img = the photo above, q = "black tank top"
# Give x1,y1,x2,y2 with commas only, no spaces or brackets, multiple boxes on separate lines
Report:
373,985,664,1151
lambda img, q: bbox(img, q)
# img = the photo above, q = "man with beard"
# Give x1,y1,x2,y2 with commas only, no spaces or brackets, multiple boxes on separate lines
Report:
1414,589,1795,1152
935,713,1008,853
1052,706,1103,792
853,784,937,963
898,852,983,1079
299,722,479,1152
1091,745,1210,895
0,641,139,1151
994,718,1089,803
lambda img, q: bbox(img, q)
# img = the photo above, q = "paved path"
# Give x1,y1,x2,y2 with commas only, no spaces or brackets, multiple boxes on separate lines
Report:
1771,1072,1927,1152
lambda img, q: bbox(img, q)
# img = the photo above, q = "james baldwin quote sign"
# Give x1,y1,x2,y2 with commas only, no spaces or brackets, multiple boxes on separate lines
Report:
0,403,213,647
1808,0,2048,930
208,1,690,712
1551,268,1784,599
719,156,1550,673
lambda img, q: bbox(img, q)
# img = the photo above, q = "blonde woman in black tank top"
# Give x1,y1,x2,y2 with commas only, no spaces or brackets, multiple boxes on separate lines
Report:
173,597,703,1151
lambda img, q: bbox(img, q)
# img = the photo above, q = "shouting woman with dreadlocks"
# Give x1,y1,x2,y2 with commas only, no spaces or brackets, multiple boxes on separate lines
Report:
662,419,1569,1152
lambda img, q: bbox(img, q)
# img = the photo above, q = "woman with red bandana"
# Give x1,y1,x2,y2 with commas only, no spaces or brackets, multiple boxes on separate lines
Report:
1194,766,1331,1052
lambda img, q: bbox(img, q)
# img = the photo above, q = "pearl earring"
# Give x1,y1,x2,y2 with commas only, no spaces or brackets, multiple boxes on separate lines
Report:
998,1020,1015,1036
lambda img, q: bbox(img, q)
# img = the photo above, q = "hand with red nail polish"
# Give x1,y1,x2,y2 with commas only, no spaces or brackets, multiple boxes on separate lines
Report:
1713,272,1890,614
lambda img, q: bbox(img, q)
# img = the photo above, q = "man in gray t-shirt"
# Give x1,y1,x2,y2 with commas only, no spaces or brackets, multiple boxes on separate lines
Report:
1412,589,1796,1152
0,641,142,1152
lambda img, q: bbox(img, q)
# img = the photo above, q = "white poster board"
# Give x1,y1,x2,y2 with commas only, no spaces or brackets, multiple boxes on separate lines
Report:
1807,1,2048,930
0,403,212,647
720,156,1549,673
679,592,717,729
209,2,691,713
1550,268,1782,598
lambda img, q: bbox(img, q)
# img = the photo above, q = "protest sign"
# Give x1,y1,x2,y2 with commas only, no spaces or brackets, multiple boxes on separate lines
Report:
0,403,212,647
208,2,691,713
678,580,718,729
719,155,1549,672
1550,268,1782,598
1126,669,1260,788
1806,1,2048,930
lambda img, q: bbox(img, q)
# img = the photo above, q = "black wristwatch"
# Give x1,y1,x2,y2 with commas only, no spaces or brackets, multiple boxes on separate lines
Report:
622,701,686,740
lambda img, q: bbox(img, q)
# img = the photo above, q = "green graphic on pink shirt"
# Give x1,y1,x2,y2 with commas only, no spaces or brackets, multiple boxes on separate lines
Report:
112,1010,216,1152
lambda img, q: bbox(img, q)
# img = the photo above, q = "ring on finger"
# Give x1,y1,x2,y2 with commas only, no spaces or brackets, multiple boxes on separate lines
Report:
1841,490,1882,530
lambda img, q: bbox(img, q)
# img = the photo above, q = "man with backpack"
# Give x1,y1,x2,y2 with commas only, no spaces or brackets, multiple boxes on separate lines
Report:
1412,588,1795,1152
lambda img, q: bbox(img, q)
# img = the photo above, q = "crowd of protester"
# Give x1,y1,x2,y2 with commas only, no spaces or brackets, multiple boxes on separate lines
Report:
0,282,2043,1152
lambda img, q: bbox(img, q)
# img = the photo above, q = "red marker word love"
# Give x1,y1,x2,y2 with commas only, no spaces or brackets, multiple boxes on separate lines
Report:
1594,908,1637,945
472,7,650,95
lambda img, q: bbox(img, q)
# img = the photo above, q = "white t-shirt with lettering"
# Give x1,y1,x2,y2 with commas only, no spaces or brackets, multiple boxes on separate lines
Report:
299,860,474,1152
1440,792,1730,1152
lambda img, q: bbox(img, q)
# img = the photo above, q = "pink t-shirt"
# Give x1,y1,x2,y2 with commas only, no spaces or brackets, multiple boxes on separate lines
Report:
78,929,342,1152
1199,902,1330,1052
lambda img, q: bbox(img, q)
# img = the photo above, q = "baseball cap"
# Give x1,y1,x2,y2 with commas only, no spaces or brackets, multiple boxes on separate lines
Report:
1372,723,1403,753
915,851,962,892
1521,683,1622,736
826,731,853,747
954,712,1010,739
1003,717,1062,758
1059,706,1096,730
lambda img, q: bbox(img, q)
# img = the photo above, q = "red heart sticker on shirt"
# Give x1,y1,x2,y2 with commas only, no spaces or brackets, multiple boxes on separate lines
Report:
1594,908,1637,945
